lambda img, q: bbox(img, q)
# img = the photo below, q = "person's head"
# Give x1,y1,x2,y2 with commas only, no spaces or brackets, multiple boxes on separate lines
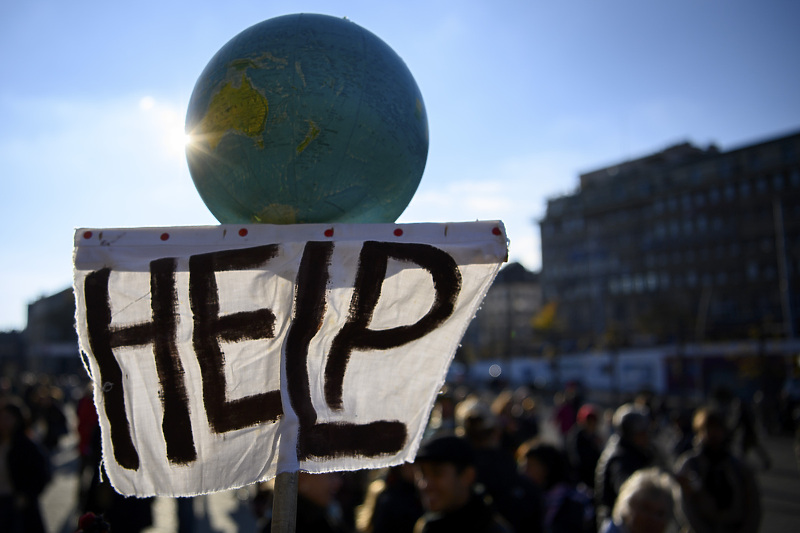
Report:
612,468,676,533
693,407,728,452
455,397,498,446
0,397,28,440
414,434,476,513
517,441,568,490
576,403,599,431
297,472,343,509
75,512,111,533
613,403,650,449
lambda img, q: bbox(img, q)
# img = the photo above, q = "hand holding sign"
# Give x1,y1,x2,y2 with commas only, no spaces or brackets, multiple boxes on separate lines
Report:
73,222,506,497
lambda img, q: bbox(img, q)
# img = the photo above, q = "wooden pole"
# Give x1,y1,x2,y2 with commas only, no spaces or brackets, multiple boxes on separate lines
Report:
271,471,298,533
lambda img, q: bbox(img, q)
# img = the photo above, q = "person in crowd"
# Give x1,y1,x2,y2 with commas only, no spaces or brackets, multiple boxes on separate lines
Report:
675,406,761,533
490,389,524,454
711,386,771,469
356,464,424,533
513,388,541,445
76,382,99,512
669,409,695,460
74,512,111,533
35,383,69,452
456,396,544,533
80,417,153,533
599,467,677,533
594,403,658,525
261,472,352,533
0,396,51,533
426,388,457,438
413,433,512,533
565,403,603,490
552,391,577,442
517,440,595,533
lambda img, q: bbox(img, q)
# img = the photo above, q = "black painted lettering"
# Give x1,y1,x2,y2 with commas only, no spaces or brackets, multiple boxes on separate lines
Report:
84,258,196,469
84,268,141,471
324,241,462,410
189,245,282,433
287,241,408,461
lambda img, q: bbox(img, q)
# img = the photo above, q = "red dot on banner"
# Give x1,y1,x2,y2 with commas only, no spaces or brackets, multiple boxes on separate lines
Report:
83,231,93,239
238,228,248,237
160,233,170,241
324,228,334,237
394,228,403,237
492,227,502,236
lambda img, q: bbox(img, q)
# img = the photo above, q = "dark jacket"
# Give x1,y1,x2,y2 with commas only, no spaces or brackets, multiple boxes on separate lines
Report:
566,425,602,489
5,432,51,533
414,492,513,533
594,434,654,518
675,446,761,533
473,447,545,533
263,494,352,533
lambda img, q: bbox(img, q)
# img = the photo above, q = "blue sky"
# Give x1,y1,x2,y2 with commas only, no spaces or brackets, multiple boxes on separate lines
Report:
1,0,798,331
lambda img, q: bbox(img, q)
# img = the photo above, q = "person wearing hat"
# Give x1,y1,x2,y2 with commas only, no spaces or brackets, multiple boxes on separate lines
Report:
413,434,512,533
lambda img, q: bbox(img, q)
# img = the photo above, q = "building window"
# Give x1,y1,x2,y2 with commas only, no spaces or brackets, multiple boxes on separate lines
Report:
647,272,658,291
724,184,736,201
668,197,679,211
773,173,785,190
694,192,706,207
747,262,759,281
740,181,752,196
622,275,632,294
790,168,800,187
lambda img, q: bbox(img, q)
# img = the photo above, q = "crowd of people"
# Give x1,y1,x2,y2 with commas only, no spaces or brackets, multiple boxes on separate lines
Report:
251,382,768,533
0,371,776,533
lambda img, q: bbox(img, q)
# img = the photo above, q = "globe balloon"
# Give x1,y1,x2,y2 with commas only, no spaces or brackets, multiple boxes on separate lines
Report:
185,13,429,224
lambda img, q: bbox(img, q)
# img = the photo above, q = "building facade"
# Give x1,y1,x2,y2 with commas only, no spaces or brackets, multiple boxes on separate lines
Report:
460,262,542,361
539,129,800,350
24,288,81,374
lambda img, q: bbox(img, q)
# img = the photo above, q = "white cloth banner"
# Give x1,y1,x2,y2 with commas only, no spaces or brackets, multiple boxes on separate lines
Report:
73,221,507,497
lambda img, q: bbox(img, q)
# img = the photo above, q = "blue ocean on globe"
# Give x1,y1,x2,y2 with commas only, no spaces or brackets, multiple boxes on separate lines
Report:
185,13,429,224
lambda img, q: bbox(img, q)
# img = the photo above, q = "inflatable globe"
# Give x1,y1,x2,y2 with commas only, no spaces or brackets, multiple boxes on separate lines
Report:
185,13,429,224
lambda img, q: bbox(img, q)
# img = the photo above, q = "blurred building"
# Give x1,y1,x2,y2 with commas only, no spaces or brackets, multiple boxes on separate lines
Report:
24,288,81,374
460,261,542,361
0,330,25,380
539,129,800,350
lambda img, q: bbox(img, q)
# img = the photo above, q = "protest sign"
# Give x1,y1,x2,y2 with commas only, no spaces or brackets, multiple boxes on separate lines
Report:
73,221,507,497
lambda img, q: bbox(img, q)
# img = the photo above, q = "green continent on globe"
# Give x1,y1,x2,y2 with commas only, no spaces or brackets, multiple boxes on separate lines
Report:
196,73,268,150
